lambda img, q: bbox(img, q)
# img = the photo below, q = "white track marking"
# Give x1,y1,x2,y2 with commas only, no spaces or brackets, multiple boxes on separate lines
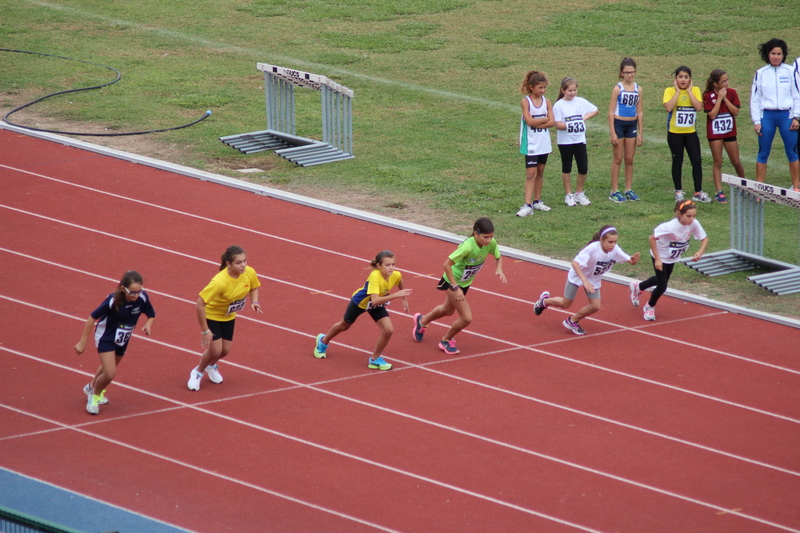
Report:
2,343,798,532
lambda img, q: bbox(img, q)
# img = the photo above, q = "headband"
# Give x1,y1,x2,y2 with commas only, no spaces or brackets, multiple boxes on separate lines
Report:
600,227,617,238
678,200,695,211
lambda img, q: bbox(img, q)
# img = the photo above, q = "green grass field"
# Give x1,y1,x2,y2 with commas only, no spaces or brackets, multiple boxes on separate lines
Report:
2,0,799,318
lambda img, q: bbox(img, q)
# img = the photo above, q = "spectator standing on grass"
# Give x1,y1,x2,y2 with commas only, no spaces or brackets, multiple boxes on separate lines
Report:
533,225,640,336
313,250,411,371
629,200,708,322
413,217,506,355
74,271,156,415
608,57,644,203
663,66,710,203
703,69,745,203
750,38,800,191
553,76,599,207
188,245,261,391
516,71,555,216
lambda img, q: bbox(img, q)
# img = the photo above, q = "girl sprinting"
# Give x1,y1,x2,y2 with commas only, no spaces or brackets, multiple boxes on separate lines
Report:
314,250,411,371
630,200,709,321
534,226,640,335
74,271,156,415
189,245,261,391
553,76,599,207
413,217,507,354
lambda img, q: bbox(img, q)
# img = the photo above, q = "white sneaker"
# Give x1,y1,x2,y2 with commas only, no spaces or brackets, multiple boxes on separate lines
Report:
564,193,576,207
86,392,104,415
83,383,108,404
188,367,203,391
675,190,685,202
643,304,656,321
532,201,551,212
629,281,641,307
574,192,592,206
516,204,533,217
693,191,712,203
206,364,223,384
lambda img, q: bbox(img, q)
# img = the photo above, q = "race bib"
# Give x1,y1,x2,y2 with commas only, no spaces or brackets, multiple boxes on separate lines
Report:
668,240,690,259
460,262,484,281
620,92,638,106
226,297,247,315
114,324,134,346
592,261,614,276
675,108,696,127
566,119,585,134
711,113,734,135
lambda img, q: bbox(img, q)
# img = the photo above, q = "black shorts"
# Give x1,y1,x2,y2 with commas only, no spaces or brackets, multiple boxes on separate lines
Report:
207,318,235,341
614,118,638,139
709,135,738,143
524,154,549,168
343,300,390,324
436,277,470,296
97,340,128,357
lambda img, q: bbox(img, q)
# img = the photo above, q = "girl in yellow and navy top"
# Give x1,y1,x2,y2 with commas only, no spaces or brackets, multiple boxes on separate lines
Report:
314,250,411,371
413,217,507,355
74,271,156,415
663,66,710,204
188,245,261,391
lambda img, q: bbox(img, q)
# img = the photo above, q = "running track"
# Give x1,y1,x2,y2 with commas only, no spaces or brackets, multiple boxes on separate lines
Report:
1,127,799,533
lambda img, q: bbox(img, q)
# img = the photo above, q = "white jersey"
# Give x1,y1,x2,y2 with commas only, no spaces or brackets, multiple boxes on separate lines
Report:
567,241,631,289
750,63,800,124
519,96,552,156
553,96,598,145
651,217,707,264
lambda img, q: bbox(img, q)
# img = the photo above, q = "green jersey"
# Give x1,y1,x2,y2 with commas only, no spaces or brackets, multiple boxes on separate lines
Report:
446,237,500,288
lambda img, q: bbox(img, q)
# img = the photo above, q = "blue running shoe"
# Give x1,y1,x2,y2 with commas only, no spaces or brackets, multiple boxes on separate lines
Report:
314,334,328,359
438,339,461,355
624,189,640,201
368,356,392,370
609,191,627,203
412,312,427,342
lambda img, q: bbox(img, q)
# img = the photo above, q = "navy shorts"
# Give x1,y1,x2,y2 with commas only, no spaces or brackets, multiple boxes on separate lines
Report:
207,318,235,341
343,300,389,324
614,118,638,139
97,340,129,357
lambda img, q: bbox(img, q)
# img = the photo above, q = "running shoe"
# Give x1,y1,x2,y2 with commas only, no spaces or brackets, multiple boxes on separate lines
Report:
693,191,712,203
675,190,685,202
574,192,592,206
532,201,551,212
643,304,656,321
609,191,627,203
206,364,223,384
86,391,104,415
83,383,108,405
516,204,533,217
562,318,586,336
314,333,328,358
715,191,728,203
438,339,461,355
368,356,392,371
187,367,203,391
629,281,641,307
564,193,576,207
624,189,640,201
412,313,427,342
533,291,550,316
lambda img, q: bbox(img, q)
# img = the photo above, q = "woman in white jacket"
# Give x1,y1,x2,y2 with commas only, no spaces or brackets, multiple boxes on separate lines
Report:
750,38,800,190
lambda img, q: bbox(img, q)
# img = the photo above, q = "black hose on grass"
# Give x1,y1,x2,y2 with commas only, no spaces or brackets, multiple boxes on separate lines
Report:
1,48,211,136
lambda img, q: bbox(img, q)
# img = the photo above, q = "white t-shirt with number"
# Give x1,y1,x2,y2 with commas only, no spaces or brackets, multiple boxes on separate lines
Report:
553,97,597,145
651,217,707,264
567,241,631,289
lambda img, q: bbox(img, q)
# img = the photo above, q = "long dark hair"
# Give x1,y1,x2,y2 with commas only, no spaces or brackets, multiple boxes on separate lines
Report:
704,69,726,95
112,270,143,311
618,57,637,79
219,245,246,271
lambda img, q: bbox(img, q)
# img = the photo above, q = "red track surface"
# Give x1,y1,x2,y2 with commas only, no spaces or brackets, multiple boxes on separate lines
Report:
1,128,799,533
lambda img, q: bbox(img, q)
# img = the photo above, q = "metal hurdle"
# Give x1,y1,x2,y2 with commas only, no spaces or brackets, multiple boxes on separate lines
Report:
220,63,354,167
682,175,800,294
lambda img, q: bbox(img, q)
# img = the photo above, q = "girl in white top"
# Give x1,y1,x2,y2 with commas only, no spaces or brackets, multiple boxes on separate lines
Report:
534,225,640,335
553,77,599,207
629,200,708,321
516,70,555,216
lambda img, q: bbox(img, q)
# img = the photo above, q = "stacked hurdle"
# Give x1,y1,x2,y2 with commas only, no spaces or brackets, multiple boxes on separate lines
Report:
682,175,800,294
220,63,353,167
